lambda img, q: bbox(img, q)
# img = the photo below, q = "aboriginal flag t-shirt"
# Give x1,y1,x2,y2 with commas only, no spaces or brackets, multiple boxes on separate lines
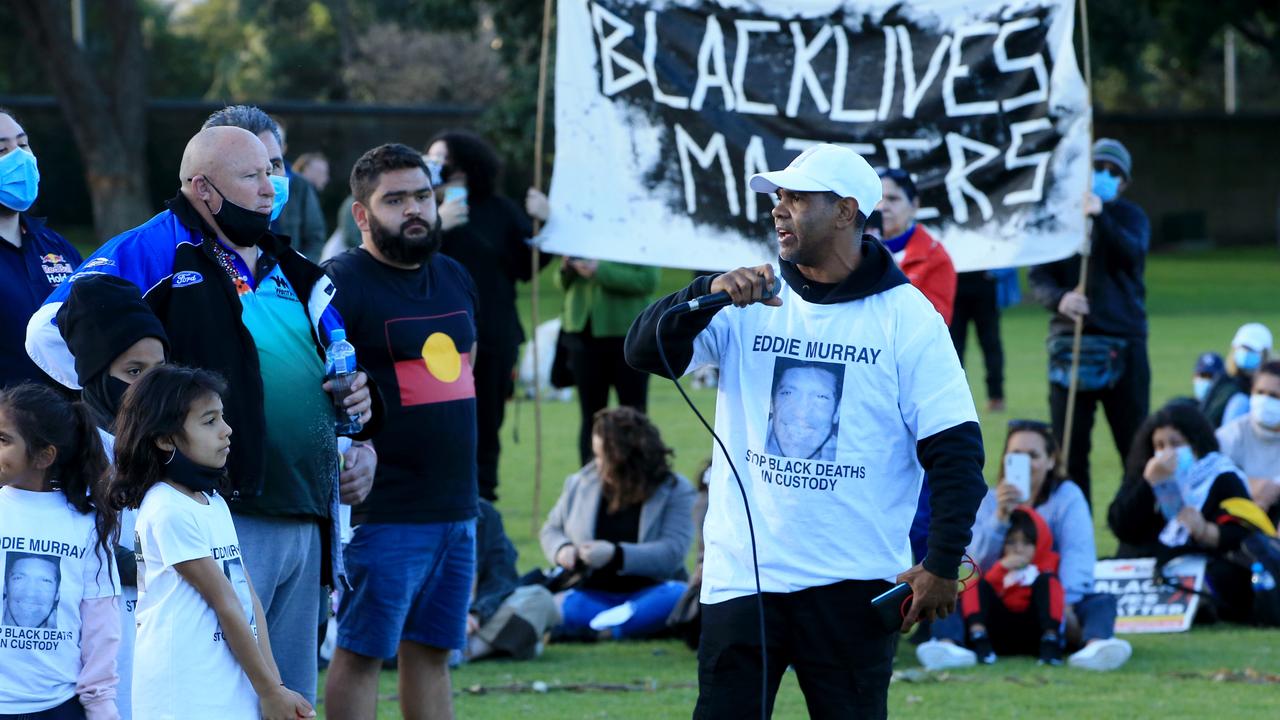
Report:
324,248,480,524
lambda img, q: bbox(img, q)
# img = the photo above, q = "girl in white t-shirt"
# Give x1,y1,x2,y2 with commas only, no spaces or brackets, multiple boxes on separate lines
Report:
107,366,313,720
0,383,121,720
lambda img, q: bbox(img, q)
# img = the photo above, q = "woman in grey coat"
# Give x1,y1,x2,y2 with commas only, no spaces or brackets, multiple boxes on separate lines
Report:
541,407,695,639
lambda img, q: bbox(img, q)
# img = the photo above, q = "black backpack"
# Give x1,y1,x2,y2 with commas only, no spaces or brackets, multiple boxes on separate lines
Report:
1241,532,1280,626
1153,498,1280,626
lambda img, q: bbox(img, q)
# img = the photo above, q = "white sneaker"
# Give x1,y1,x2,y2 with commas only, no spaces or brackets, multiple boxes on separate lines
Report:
1068,638,1132,671
588,601,635,630
916,639,977,671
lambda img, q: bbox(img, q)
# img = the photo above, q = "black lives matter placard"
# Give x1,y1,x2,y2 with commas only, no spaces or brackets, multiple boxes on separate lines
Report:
1093,557,1205,634
541,0,1090,272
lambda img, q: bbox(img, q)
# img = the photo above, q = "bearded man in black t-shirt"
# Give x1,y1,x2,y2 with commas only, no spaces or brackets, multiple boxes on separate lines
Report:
322,144,479,720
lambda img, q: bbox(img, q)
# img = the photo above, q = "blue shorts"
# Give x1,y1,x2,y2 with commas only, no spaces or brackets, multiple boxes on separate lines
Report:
336,520,475,657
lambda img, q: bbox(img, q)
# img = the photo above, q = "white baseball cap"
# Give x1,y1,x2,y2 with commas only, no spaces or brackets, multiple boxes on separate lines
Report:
1232,322,1273,351
748,144,882,216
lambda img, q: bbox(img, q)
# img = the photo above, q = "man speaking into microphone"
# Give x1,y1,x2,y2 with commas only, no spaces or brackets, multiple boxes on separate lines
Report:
625,144,985,719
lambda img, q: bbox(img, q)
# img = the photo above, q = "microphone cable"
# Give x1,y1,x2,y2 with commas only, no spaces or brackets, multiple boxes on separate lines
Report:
655,297,974,718
655,305,769,720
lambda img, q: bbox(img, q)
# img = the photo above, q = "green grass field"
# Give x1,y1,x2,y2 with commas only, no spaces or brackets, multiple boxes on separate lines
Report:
305,246,1280,718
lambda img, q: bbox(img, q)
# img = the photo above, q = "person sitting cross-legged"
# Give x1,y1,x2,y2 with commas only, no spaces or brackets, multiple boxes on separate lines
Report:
918,420,1131,671
540,407,694,640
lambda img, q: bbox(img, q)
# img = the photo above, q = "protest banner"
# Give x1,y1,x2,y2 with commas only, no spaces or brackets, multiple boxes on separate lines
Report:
539,0,1091,271
1093,557,1207,634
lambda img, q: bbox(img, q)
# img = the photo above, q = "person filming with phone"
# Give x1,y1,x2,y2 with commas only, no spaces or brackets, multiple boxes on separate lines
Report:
918,419,1131,672
425,131,552,503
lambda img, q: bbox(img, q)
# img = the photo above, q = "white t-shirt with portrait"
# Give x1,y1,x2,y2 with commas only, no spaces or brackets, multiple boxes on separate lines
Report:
0,486,120,714
132,483,258,719
687,275,977,604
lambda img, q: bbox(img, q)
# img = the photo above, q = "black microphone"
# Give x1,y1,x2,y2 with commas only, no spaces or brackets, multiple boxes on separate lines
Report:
669,275,780,314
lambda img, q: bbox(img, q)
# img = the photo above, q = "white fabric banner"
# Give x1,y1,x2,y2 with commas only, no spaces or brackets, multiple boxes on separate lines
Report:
540,0,1090,272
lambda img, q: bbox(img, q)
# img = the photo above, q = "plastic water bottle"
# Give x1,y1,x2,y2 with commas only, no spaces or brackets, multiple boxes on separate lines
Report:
326,329,363,436
1252,562,1276,592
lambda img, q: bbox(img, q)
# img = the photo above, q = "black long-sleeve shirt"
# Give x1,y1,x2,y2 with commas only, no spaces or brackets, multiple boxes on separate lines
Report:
1028,197,1150,339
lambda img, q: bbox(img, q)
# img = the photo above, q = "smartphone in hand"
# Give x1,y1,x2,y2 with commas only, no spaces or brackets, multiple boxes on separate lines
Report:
871,582,913,632
1004,452,1032,503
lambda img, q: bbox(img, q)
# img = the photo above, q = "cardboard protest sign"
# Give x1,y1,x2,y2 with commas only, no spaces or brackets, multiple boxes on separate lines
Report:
1093,557,1207,634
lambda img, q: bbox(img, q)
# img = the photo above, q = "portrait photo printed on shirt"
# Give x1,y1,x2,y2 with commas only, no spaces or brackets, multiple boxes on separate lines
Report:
2,551,62,630
218,551,257,640
745,340,871,492
765,356,844,462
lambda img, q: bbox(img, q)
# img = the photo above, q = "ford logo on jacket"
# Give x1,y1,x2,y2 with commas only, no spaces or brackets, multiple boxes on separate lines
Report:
172,270,204,287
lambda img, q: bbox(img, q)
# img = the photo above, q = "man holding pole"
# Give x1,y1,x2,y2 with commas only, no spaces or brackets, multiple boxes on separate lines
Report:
1029,138,1151,506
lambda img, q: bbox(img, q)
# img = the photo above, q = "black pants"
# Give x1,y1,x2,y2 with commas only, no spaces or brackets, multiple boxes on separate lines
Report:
473,340,518,501
0,697,86,720
949,271,1004,401
565,330,649,464
962,574,1061,657
694,580,895,720
1048,337,1149,506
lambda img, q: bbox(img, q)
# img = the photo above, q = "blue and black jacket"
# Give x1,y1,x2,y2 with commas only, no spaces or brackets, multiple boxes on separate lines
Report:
29,192,383,502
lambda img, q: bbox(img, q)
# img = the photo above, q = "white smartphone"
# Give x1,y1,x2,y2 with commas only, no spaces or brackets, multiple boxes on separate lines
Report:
1004,452,1032,503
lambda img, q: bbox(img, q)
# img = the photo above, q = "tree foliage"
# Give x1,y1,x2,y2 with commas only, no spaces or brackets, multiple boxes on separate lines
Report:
10,0,152,241
4,0,1279,239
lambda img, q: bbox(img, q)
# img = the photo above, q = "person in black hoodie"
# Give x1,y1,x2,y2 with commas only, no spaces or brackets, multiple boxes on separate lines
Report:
1029,138,1151,506
57,273,169,720
625,144,985,720
426,130,553,502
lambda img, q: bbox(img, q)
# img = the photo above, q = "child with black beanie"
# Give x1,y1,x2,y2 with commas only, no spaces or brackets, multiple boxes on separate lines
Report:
57,274,169,720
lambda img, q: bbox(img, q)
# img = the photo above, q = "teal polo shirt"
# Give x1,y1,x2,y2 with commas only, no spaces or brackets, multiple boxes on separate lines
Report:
229,253,336,519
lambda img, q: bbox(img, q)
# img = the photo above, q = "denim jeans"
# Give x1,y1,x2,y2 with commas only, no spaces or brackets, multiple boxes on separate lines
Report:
559,581,685,639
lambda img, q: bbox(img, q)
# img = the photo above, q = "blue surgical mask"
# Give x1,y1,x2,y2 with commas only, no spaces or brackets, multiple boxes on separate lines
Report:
0,147,40,212
269,174,290,222
1251,394,1280,430
1234,347,1263,373
1192,377,1213,402
1092,169,1120,202
1174,445,1196,476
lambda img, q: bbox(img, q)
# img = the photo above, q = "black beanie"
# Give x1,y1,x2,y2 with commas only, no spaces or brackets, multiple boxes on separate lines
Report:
56,274,169,384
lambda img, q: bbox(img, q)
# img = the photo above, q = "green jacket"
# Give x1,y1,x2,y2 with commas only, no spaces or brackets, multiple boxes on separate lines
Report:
557,260,660,337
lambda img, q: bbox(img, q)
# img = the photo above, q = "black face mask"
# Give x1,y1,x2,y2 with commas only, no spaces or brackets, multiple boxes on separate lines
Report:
164,445,227,494
82,374,130,430
202,178,271,247
369,212,442,266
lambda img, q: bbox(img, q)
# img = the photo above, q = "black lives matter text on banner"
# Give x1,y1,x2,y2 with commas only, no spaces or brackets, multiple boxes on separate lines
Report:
540,0,1090,272
1093,557,1206,634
